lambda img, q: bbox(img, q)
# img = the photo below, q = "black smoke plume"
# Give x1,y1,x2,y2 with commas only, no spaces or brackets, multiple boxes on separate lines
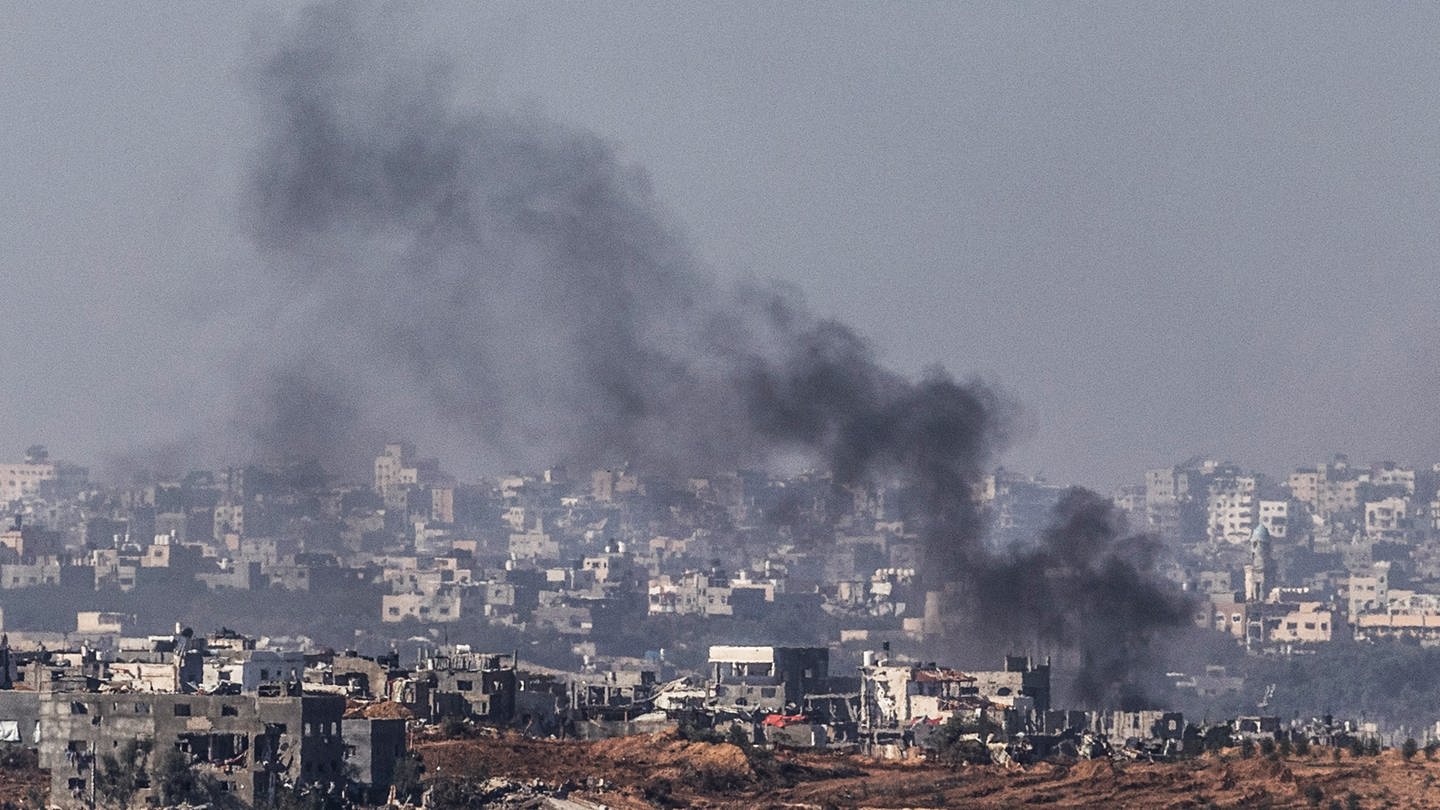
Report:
965,489,1193,707
241,3,1188,702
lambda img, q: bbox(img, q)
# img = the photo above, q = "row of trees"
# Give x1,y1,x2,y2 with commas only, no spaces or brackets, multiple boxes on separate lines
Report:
91,740,407,810
94,740,244,809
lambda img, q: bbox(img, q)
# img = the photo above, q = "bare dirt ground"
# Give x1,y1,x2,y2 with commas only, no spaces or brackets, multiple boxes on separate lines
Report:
0,749,48,808
415,731,1440,809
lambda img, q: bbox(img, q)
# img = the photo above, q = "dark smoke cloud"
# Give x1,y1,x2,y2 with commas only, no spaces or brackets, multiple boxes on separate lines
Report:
244,366,368,468
241,2,1188,701
964,488,1194,707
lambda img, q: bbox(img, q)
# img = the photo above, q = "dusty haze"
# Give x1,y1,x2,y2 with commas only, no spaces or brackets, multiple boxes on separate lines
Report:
4,3,1439,488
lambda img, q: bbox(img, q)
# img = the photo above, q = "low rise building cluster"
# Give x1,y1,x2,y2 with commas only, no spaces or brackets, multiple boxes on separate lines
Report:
0,443,1438,804
0,625,1397,808
1124,455,1440,650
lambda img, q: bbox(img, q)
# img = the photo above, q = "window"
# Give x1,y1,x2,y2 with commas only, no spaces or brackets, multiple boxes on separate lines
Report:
221,705,238,717
456,680,473,691
174,704,191,717
134,703,151,714
70,702,88,715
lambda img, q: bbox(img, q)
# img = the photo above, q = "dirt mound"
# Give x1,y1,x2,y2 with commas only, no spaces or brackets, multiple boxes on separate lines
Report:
594,732,755,780
1228,755,1296,783
1065,758,1124,783
343,699,414,719
413,735,1440,809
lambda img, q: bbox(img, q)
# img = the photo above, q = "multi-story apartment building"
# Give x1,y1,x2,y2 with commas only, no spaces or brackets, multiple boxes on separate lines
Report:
1207,471,1258,545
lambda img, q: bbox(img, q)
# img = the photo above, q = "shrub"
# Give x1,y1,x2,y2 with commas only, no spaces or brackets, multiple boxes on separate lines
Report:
1202,725,1232,753
1402,738,1419,761
727,724,753,748
929,716,992,766
96,739,150,808
392,751,425,804
428,778,489,810
678,722,724,744
149,748,232,808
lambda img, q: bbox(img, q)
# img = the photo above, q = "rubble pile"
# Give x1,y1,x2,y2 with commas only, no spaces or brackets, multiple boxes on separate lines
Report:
344,699,414,720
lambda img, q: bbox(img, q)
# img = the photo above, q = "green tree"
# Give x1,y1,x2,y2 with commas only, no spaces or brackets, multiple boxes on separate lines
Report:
1202,725,1233,753
392,751,425,804
929,716,993,766
1402,737,1419,761
96,739,150,808
726,724,753,749
677,722,723,743
149,748,231,807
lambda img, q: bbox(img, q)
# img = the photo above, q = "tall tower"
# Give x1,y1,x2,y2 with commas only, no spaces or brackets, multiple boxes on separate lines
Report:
1244,524,1274,602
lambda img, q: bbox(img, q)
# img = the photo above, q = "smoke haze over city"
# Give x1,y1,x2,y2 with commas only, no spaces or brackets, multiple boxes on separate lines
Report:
6,4,1440,489
4,7,1440,806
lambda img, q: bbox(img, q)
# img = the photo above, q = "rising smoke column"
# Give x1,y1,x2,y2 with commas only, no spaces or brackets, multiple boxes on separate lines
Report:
242,2,1189,703
966,488,1193,707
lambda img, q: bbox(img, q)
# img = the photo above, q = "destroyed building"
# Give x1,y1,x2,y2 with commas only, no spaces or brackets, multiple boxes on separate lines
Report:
708,645,832,714
38,690,348,809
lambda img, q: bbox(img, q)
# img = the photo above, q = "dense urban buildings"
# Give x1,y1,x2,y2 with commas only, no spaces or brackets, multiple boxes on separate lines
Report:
0,443,1437,805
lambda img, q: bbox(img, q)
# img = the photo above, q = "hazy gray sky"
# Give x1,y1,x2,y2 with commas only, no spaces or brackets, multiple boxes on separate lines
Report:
3,3,1438,489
